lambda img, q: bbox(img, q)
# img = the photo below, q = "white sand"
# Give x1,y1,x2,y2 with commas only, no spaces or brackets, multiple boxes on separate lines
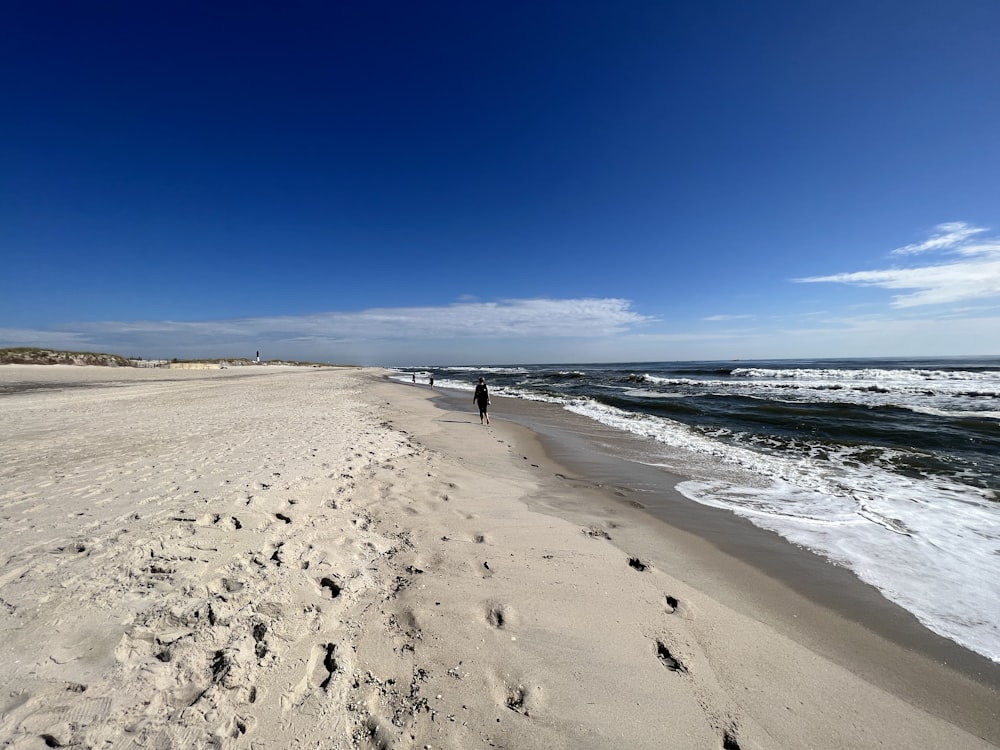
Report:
0,365,996,749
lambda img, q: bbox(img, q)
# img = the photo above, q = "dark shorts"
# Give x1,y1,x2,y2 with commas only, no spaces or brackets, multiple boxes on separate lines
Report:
476,398,489,415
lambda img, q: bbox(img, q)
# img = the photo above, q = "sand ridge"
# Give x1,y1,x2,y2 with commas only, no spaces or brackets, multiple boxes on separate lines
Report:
0,365,996,749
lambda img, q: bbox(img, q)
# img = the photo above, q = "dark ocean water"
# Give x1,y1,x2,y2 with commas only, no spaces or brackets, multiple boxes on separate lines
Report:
392,358,1000,662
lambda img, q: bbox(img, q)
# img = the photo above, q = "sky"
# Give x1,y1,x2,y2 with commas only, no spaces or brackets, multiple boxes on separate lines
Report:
2,1,999,365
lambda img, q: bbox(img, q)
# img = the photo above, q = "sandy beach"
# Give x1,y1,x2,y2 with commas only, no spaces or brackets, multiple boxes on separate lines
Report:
1,365,997,749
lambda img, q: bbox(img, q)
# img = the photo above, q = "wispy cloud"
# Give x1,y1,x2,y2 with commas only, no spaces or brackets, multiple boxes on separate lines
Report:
795,222,1000,308
79,298,652,340
1,298,655,362
891,221,988,256
702,314,754,322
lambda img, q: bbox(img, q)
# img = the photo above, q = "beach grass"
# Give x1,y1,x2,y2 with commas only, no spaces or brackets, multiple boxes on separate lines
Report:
0,347,133,367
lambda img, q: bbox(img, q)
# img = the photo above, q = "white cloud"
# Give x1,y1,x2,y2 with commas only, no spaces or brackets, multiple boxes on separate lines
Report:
83,298,651,341
315,297,653,339
891,221,987,256
796,222,1000,308
702,314,754,322
1,298,655,363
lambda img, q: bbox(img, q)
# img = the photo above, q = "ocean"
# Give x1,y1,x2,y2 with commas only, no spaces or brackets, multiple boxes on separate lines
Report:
391,358,1000,664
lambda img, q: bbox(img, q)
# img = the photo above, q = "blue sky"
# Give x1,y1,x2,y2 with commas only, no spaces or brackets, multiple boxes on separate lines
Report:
2,1,998,365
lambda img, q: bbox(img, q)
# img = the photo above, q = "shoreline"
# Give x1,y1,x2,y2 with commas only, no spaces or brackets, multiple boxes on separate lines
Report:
1,365,997,748
380,376,1000,744
427,385,1000,688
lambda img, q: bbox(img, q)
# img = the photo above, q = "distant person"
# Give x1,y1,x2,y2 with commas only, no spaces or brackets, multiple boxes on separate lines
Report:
474,377,490,424
412,373,416,383
429,375,434,387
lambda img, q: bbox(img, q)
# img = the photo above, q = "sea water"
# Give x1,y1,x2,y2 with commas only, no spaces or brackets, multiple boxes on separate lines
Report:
393,358,1000,663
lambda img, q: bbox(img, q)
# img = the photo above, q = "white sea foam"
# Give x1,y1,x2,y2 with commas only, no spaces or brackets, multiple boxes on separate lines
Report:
731,367,1000,384
639,369,1000,420
433,377,475,391
565,397,1000,662
441,365,530,374
908,405,1000,420
387,372,437,386
622,389,687,399
677,476,1000,663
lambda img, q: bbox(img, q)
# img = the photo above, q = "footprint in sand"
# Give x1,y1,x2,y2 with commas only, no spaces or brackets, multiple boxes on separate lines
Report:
318,576,343,599
486,603,512,629
263,542,285,567
723,729,744,749
252,621,269,658
507,684,528,713
282,642,339,709
502,681,541,717
627,557,649,572
655,639,687,673
220,577,245,594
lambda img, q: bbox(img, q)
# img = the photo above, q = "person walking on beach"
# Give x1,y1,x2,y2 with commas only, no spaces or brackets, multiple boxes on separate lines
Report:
474,377,491,424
